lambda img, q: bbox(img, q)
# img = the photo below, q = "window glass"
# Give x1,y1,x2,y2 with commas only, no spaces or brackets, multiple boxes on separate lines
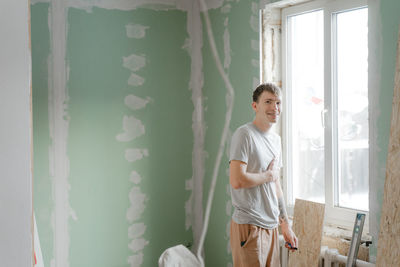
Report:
288,10,325,203
336,7,368,210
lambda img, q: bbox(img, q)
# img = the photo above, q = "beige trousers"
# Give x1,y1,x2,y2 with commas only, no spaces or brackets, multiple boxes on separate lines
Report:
230,220,280,267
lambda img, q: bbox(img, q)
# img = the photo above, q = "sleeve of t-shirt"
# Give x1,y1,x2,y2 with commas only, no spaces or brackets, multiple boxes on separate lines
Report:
229,128,250,164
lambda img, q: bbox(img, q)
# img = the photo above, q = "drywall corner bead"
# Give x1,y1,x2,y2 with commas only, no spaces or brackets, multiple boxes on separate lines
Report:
123,54,146,72
126,24,149,39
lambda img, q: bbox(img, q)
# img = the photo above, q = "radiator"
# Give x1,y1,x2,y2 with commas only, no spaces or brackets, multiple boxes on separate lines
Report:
278,235,375,267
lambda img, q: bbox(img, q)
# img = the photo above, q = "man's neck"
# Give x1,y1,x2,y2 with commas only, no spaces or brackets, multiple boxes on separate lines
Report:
252,118,273,133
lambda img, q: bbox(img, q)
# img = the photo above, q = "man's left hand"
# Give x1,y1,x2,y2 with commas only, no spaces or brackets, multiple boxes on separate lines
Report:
281,222,298,251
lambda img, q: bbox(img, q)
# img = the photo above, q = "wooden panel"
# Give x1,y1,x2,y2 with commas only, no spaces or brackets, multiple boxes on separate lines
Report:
376,28,400,267
288,199,325,267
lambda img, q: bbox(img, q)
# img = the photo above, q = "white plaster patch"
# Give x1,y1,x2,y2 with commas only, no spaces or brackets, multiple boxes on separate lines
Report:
126,24,149,39
123,54,146,72
116,115,145,142
251,39,259,51
128,238,149,253
127,252,144,267
221,4,231,13
130,170,142,184
127,187,147,222
128,223,146,239
125,148,149,162
128,73,145,86
125,95,151,110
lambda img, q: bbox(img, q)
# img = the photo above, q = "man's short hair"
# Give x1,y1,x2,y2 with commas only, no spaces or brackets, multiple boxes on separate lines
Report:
252,83,282,103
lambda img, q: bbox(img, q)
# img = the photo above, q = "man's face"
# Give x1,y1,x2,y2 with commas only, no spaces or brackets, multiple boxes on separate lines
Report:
252,91,281,123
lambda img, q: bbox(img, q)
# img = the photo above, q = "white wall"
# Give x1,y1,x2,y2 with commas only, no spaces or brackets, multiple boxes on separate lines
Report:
0,0,33,266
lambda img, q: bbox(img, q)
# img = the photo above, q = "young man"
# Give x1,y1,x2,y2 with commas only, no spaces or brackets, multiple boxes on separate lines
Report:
229,83,298,266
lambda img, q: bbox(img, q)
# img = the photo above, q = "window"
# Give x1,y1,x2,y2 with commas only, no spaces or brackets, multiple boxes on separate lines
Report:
281,0,368,228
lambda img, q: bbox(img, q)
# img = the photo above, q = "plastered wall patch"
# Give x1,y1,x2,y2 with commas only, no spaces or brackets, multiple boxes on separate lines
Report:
127,186,147,222
128,223,146,239
125,148,149,162
126,24,149,39
116,115,145,142
128,253,144,267
128,73,145,86
130,170,142,184
125,95,151,110
123,54,146,72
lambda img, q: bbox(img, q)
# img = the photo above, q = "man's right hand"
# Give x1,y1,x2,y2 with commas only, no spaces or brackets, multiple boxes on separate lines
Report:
266,158,279,183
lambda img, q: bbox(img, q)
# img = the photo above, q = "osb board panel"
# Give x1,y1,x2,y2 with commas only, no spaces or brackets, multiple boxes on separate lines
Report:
288,199,325,267
321,235,369,264
376,28,400,267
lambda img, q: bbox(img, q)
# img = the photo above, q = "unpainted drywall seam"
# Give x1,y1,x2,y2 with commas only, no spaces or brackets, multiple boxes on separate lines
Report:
48,1,77,267
220,3,233,266
184,0,205,256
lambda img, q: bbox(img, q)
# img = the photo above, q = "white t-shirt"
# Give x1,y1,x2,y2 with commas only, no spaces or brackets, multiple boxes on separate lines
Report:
229,122,282,229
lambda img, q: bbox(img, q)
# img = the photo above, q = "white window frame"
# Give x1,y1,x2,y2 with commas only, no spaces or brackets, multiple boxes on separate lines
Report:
281,0,369,230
